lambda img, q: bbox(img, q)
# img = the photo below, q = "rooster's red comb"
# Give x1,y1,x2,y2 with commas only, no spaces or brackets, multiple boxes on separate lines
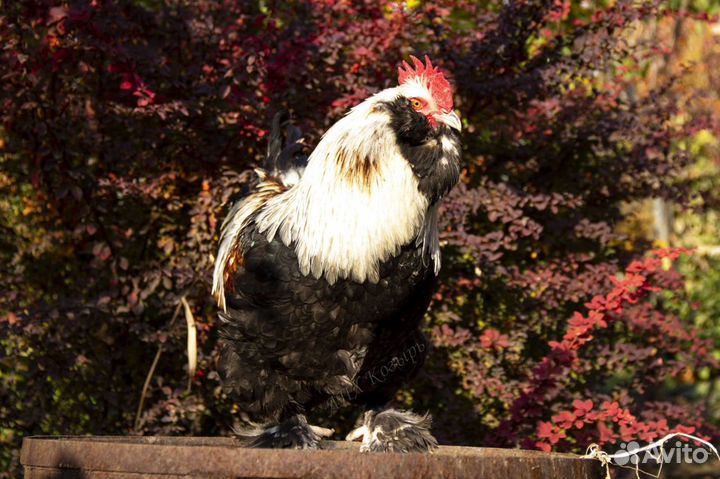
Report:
398,55,453,112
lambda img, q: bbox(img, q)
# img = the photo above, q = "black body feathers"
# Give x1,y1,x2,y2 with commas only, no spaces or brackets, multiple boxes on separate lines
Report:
219,225,435,422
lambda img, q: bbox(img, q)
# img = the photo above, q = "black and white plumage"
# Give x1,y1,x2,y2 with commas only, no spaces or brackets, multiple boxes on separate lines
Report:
212,56,462,452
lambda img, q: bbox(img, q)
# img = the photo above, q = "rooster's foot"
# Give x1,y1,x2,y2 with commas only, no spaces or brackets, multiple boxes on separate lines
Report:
235,414,333,449
345,408,437,453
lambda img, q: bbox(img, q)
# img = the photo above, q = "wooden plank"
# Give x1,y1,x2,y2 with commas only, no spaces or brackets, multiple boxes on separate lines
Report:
21,436,602,479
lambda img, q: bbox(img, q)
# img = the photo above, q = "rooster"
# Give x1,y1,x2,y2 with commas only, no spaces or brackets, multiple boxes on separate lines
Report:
212,56,461,452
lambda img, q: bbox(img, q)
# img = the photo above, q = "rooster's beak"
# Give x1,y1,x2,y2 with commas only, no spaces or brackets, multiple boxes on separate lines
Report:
435,110,462,132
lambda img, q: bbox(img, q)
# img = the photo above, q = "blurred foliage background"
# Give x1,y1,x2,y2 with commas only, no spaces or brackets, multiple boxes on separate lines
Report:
1,0,720,477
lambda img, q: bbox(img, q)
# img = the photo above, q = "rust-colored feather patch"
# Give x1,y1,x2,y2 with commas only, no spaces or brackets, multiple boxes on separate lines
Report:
216,173,286,302
223,244,244,293
336,146,378,189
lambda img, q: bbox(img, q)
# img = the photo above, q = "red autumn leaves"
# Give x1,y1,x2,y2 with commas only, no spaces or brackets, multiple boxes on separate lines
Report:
534,248,706,452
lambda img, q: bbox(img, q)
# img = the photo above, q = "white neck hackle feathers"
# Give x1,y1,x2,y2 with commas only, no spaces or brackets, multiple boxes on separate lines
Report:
213,87,431,310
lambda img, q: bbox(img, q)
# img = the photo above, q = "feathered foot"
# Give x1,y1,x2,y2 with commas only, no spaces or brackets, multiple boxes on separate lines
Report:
234,414,334,449
345,409,438,453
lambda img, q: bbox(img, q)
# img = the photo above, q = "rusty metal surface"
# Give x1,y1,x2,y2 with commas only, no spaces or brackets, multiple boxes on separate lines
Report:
21,436,602,479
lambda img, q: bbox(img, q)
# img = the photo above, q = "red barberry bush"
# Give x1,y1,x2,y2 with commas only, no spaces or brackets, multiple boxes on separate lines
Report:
0,0,717,474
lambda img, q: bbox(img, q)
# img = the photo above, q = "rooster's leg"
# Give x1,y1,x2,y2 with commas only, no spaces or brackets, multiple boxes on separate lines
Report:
345,408,438,453
235,414,333,449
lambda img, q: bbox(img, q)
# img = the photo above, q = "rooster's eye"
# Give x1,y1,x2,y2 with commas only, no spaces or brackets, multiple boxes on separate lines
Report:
410,98,423,111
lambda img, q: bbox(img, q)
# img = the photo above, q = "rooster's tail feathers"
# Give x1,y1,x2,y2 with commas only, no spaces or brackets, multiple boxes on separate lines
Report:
264,111,307,187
